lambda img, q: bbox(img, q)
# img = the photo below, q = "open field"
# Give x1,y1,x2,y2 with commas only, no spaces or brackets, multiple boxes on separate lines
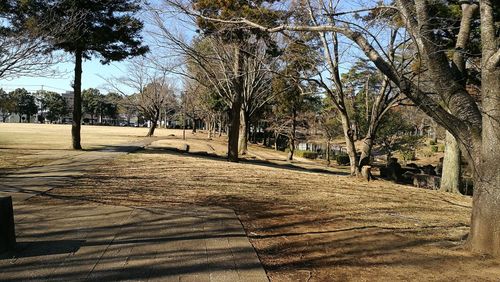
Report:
0,123,171,172
1,124,499,281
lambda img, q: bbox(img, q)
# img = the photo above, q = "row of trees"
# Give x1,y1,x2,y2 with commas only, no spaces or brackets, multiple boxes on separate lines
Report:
153,0,498,256
1,0,498,257
0,88,73,123
0,87,174,126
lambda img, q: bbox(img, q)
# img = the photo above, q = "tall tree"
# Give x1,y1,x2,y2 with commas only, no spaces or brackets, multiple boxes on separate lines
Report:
440,2,479,194
35,0,148,149
190,0,280,161
192,0,500,256
39,90,69,123
82,88,102,125
105,57,175,137
0,89,16,122
11,88,37,123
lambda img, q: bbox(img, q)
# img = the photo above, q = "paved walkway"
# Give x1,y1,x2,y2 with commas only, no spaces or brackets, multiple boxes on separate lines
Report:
0,139,268,282
0,138,158,202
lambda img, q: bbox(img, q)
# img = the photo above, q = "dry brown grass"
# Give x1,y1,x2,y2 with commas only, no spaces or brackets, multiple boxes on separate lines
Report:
50,135,500,281
0,123,175,171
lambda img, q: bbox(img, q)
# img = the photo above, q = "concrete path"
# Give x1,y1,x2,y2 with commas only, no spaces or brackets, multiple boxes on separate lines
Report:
0,138,157,202
0,139,268,282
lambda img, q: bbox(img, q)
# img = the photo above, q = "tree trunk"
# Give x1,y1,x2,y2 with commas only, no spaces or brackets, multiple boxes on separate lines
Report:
238,108,248,155
228,102,242,161
192,117,197,133
287,110,297,161
227,45,243,162
274,132,278,151
326,140,331,165
72,50,83,150
340,111,358,175
440,131,461,193
466,0,500,257
146,109,159,137
287,137,295,161
207,117,213,139
359,136,374,168
468,59,500,255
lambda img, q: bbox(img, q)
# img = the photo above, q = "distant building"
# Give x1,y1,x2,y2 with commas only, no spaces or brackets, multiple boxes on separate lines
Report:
62,91,74,111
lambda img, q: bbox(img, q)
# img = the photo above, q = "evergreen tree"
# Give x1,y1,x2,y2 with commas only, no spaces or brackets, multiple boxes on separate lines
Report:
0,89,16,122
34,0,148,149
10,88,37,123
39,91,68,123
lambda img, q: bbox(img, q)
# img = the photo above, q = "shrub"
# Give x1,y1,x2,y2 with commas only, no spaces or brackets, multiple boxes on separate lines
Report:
429,140,437,145
401,150,416,162
295,150,318,159
422,150,433,158
430,145,438,152
336,154,350,165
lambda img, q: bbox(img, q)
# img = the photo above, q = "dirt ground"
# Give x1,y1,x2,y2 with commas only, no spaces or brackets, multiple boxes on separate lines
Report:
47,132,500,282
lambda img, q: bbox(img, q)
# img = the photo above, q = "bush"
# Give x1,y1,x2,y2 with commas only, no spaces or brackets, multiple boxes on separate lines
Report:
422,150,433,158
429,140,437,145
430,145,438,152
401,150,416,162
336,154,350,165
295,150,318,159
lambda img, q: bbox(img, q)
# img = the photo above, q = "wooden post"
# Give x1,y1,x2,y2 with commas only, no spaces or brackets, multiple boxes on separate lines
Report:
0,196,16,252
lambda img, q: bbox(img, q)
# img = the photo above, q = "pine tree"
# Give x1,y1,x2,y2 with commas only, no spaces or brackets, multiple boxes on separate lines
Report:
35,0,148,149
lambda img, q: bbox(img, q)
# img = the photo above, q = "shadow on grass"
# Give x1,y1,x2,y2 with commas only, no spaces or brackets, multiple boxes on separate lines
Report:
140,147,350,177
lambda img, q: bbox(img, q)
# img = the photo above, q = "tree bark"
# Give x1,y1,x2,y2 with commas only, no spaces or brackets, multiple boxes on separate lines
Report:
287,110,297,161
326,139,331,165
340,110,358,175
238,108,248,155
207,117,213,139
192,117,197,133
227,45,243,162
359,136,374,168
72,50,83,150
466,0,500,257
440,2,476,194
440,131,461,193
274,131,279,151
146,108,159,137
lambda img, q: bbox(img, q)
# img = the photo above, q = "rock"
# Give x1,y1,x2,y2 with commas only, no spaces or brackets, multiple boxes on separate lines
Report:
181,144,190,152
412,174,441,190
422,165,436,175
384,158,402,181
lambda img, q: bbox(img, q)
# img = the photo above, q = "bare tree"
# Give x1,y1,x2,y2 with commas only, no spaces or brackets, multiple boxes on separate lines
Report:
185,0,499,256
105,57,175,137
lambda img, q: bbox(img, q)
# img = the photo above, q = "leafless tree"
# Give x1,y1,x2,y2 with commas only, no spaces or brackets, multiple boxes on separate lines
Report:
149,6,278,159
104,57,176,137
178,0,500,256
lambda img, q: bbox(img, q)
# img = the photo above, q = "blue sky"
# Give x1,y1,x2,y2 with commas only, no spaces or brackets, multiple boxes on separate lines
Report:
0,1,376,96
0,1,195,96
0,59,128,94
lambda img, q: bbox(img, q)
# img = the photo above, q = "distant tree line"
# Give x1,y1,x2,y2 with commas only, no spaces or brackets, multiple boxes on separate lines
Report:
0,87,165,126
